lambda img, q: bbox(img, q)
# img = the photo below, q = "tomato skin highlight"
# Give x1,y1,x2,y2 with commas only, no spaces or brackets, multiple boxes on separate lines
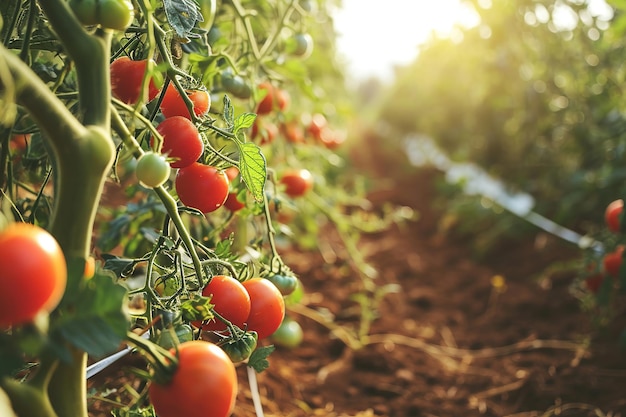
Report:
160,84,210,119
0,223,67,326
242,278,285,340
605,199,624,233
110,57,160,104
192,275,251,332
148,341,237,417
154,116,204,168
175,163,229,213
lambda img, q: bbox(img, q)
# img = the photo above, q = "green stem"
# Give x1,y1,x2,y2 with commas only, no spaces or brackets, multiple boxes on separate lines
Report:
0,378,58,417
47,346,87,417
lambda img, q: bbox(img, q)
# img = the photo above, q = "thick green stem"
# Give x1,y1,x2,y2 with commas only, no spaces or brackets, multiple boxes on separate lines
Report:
0,377,57,417
47,346,87,417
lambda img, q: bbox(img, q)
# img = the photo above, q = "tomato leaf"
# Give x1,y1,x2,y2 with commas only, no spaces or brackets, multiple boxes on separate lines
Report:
233,113,256,134
248,345,275,373
163,0,203,40
237,142,266,202
223,95,235,128
180,293,214,322
53,273,129,358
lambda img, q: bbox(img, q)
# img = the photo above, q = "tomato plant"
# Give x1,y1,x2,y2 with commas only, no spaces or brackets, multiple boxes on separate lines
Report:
280,168,314,197
0,223,67,326
242,278,285,340
110,56,160,104
148,341,237,417
135,151,171,188
153,116,204,168
192,275,251,332
175,162,229,213
605,199,623,233
160,84,211,119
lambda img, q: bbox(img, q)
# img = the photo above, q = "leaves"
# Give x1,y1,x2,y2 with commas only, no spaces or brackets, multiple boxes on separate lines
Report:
53,273,130,358
163,0,203,40
237,142,266,202
248,345,275,373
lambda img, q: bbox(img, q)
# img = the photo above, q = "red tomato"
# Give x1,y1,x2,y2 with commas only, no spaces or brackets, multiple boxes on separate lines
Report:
242,278,285,339
224,166,239,182
153,116,204,168
110,57,160,104
306,113,327,140
148,341,237,417
275,88,290,112
161,84,210,119
256,82,274,115
585,273,604,293
0,223,67,326
318,128,346,149
192,275,251,332
10,133,30,153
280,169,313,198
223,192,245,212
250,118,278,145
281,121,304,144
175,163,229,213
603,245,624,277
605,199,623,233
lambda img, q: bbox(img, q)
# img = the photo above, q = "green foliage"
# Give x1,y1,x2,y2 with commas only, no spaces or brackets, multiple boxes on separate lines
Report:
380,0,626,227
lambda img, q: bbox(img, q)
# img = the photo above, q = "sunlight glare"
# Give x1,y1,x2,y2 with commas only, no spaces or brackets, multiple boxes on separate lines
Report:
333,0,480,82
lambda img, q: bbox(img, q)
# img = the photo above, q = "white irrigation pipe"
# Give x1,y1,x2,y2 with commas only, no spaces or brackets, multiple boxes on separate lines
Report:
404,135,603,252
85,331,150,379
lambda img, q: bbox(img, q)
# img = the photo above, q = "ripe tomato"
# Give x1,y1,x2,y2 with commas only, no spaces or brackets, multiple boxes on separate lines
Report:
148,341,237,417
281,121,304,144
318,128,346,149
280,169,313,198
135,152,171,188
242,278,285,340
161,84,210,119
271,317,303,348
192,275,251,332
603,245,624,277
305,113,327,140
255,82,274,115
224,192,245,212
250,118,278,145
0,223,67,326
585,273,605,294
175,163,229,213
9,133,30,154
605,199,623,233
153,116,204,168
275,88,290,112
224,166,239,182
110,57,160,104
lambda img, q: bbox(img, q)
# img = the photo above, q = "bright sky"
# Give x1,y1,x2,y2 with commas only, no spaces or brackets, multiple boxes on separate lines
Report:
332,0,614,83
333,0,479,82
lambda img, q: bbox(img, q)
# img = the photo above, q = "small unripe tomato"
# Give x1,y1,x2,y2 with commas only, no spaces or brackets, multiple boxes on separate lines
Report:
135,152,171,188
98,0,134,31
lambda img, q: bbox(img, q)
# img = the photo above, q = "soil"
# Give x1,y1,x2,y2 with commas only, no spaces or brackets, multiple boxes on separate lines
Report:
88,134,626,417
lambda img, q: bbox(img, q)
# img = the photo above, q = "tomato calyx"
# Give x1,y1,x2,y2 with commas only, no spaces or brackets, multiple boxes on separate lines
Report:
217,330,258,363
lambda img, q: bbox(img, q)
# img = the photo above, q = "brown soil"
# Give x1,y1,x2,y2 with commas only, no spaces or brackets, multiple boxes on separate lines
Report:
89,135,626,417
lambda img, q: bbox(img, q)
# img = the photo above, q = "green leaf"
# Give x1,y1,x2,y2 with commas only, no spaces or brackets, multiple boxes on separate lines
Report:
180,294,214,322
53,273,129,358
101,254,138,278
236,142,266,201
163,0,203,39
248,345,275,373
223,95,234,127
233,113,256,134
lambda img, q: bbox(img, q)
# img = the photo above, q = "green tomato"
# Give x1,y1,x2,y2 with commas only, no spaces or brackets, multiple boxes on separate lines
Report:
97,0,134,31
222,72,252,99
69,0,98,25
156,324,194,350
271,318,303,349
288,33,314,58
135,152,171,188
266,274,298,296
219,331,258,363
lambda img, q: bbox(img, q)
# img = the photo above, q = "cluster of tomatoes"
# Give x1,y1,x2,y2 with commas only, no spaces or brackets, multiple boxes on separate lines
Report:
584,199,625,293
